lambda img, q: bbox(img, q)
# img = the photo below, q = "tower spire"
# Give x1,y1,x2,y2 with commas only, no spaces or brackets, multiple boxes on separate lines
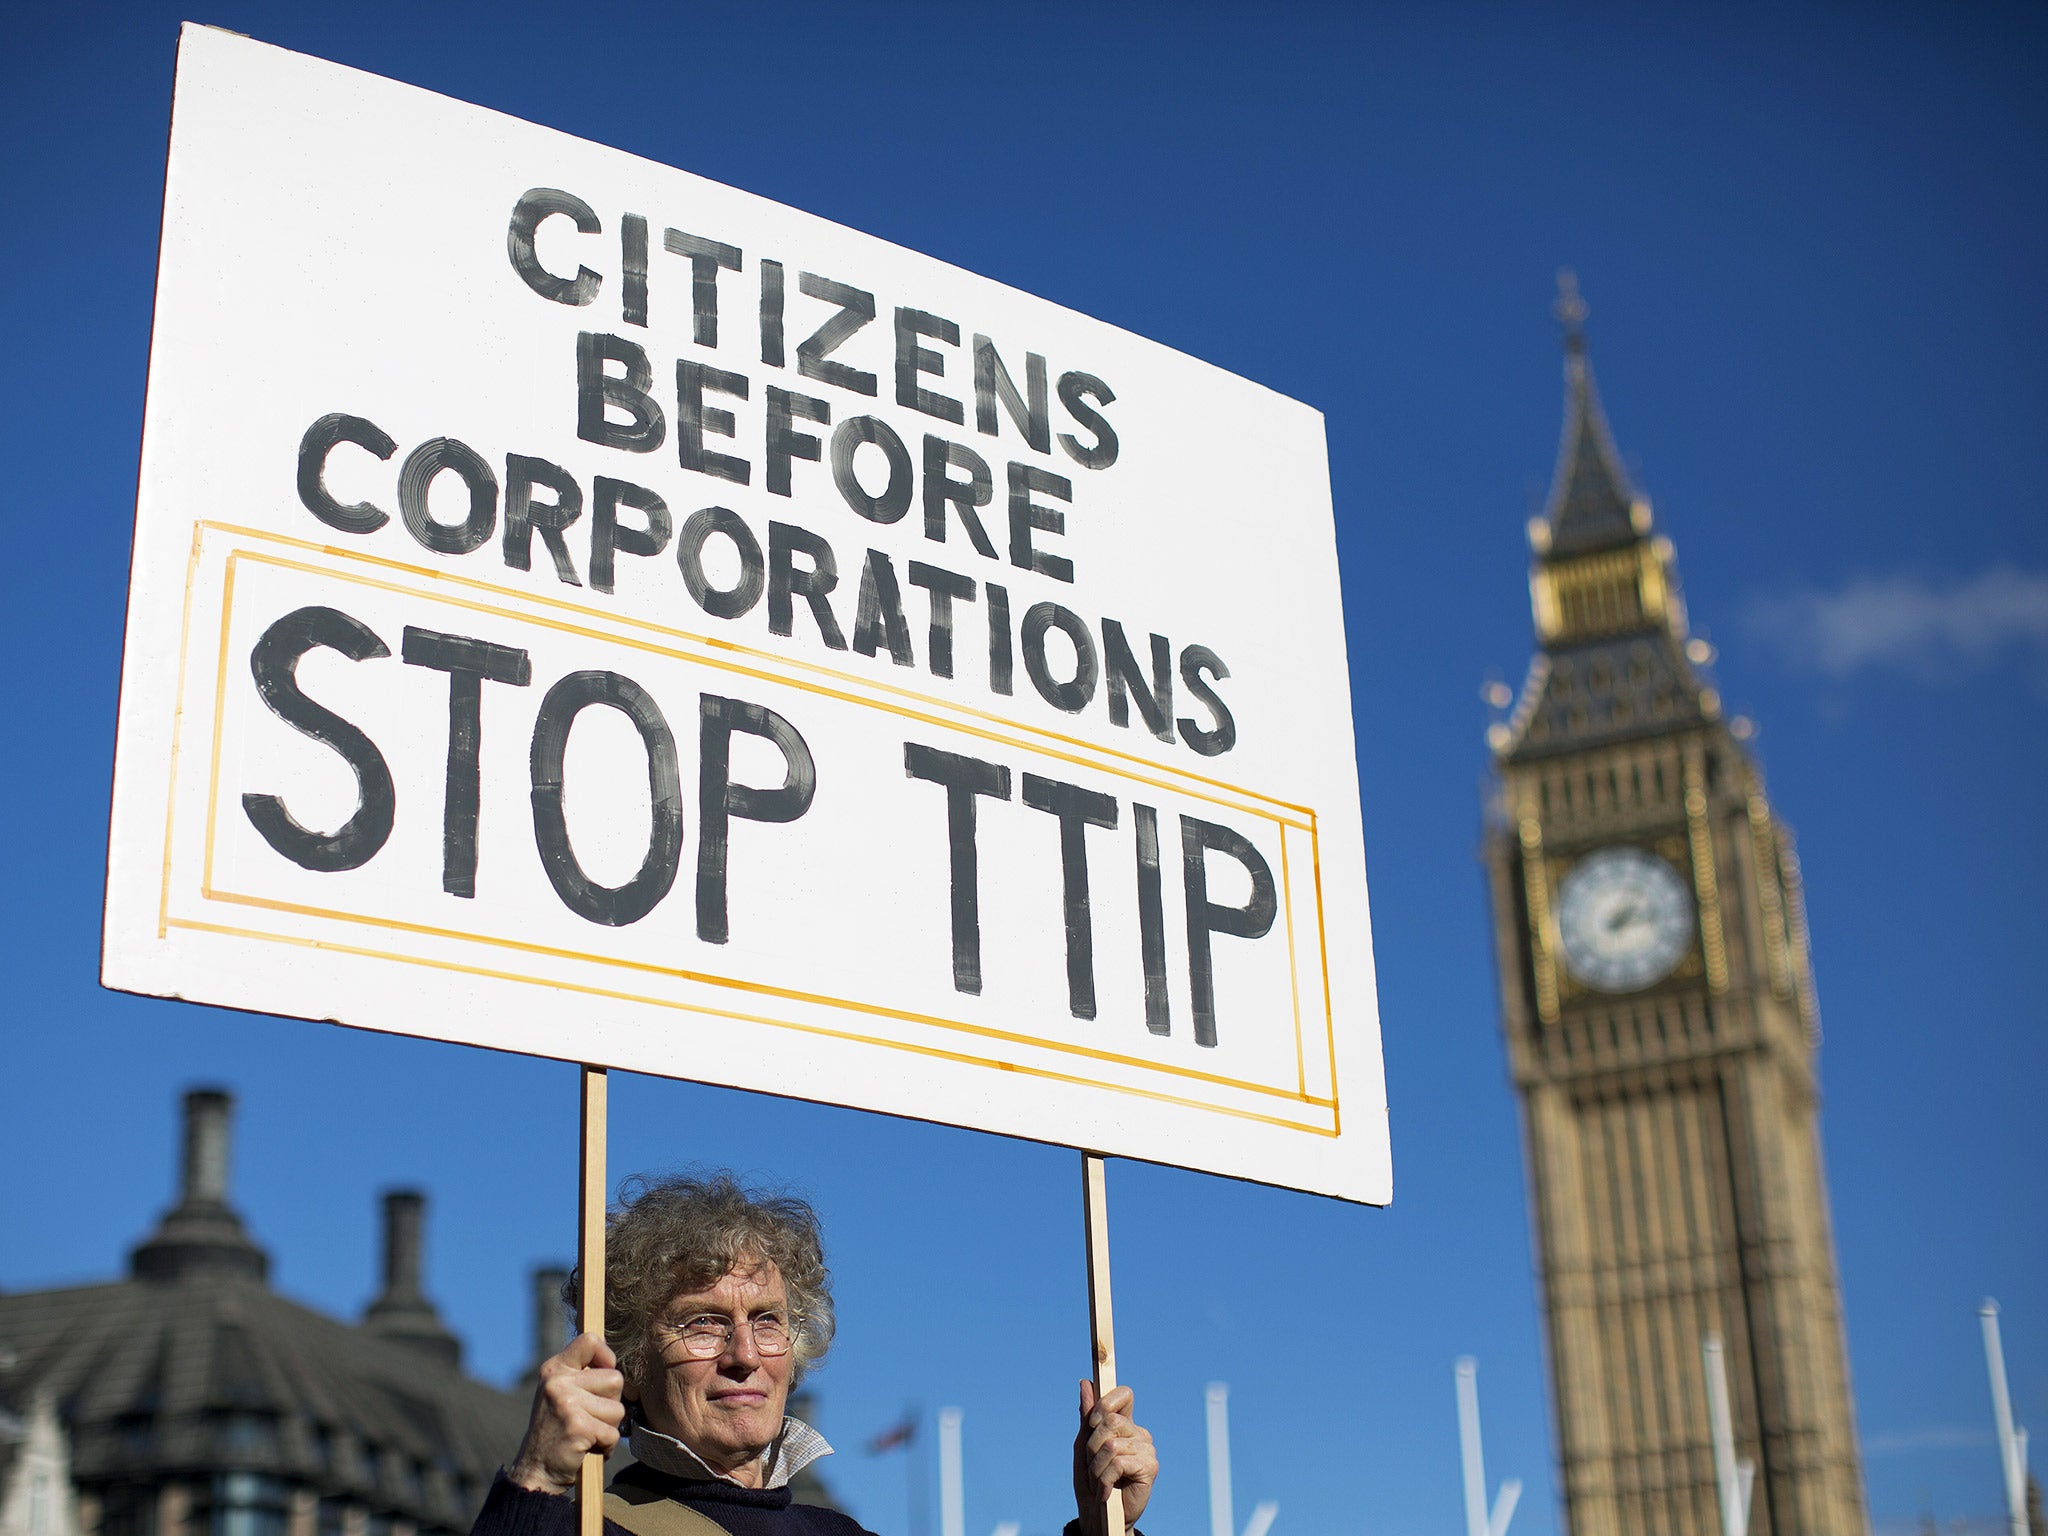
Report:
1539,271,1642,558
1494,284,1710,762
1553,267,1589,351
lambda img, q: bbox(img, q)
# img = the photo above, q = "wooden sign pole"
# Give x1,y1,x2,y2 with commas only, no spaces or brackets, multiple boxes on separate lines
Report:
578,1067,609,1536
1081,1152,1127,1536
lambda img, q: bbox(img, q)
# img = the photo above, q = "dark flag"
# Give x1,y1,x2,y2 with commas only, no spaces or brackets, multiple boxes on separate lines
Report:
866,1412,918,1455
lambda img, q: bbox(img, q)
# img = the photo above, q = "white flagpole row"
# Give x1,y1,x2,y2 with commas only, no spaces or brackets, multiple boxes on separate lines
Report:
1207,1384,1235,1536
1702,1333,1752,1536
1454,1359,1520,1536
938,1408,965,1536
1206,1382,1279,1536
1981,1300,2030,1536
935,1408,1019,1536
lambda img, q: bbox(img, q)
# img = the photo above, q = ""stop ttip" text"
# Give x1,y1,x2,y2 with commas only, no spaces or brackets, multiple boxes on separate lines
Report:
242,604,1275,1045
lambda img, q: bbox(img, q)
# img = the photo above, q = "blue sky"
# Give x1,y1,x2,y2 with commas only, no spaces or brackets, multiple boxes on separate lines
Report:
3,6,2044,1536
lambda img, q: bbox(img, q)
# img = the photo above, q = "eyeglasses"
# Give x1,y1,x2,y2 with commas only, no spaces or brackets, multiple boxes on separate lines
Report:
661,1311,796,1359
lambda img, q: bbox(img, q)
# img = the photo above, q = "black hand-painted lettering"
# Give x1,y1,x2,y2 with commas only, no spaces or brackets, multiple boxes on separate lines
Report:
1021,773,1119,1020
298,414,396,535
907,561,976,679
1133,804,1170,1035
830,416,913,524
767,520,847,649
590,478,671,595
241,606,394,873
904,742,1011,994
1006,462,1073,582
677,506,766,619
759,258,786,368
1021,601,1098,714
508,188,601,307
401,627,532,898
921,436,997,557
577,332,666,453
1103,620,1175,742
677,360,751,485
852,549,915,667
620,213,649,328
503,454,584,585
1180,815,1277,1047
529,670,682,926
662,229,741,348
895,308,963,422
1177,644,1237,756
1056,370,1119,469
696,694,817,944
973,336,1049,453
986,582,1014,695
398,438,497,555
796,273,879,397
765,386,830,497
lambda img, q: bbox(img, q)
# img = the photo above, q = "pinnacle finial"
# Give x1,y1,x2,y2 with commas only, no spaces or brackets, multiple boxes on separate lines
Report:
1554,268,1588,349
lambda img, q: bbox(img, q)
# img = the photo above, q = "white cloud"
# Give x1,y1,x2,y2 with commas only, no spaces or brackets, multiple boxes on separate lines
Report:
1743,565,2048,679
1862,1423,1993,1456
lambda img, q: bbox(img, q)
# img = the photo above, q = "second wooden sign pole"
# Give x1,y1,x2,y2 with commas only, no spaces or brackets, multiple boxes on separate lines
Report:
1081,1152,1127,1536
579,1067,608,1536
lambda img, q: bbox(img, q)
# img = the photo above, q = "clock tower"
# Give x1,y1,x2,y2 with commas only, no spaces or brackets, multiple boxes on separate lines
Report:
1483,278,1867,1536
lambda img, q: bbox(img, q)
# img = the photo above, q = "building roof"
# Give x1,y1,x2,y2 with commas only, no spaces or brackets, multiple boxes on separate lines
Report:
0,1090,524,1536
0,1276,522,1525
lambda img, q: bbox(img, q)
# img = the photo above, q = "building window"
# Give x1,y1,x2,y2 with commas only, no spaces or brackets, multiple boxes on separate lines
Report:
98,1484,158,1536
316,1498,350,1536
194,1473,291,1536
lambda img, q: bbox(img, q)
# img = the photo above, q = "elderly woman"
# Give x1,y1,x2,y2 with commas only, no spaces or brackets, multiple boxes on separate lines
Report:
474,1173,1157,1536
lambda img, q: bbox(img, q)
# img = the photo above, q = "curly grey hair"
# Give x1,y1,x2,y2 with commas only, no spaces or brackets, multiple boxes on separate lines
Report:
565,1171,835,1388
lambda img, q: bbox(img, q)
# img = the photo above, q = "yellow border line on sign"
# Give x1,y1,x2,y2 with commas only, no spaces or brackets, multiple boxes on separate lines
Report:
1281,823,1306,1098
158,524,208,939
162,522,1346,1129
162,915,1342,1138
191,884,1338,1110
200,550,242,899
1311,827,1343,1136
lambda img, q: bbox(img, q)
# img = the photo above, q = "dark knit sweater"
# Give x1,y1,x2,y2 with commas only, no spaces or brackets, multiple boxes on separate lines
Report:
471,1469,879,1536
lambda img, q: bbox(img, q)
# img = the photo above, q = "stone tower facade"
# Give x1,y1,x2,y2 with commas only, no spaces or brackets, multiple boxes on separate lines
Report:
1483,283,1867,1536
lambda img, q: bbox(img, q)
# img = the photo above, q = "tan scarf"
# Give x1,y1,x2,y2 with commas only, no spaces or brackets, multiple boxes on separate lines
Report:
602,1464,731,1536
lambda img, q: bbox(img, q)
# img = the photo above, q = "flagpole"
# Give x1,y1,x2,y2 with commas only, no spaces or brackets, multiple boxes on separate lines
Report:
1981,1301,2029,1536
1206,1384,1233,1536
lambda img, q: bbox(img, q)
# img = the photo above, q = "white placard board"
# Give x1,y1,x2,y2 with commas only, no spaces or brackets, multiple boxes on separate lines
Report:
104,25,1389,1203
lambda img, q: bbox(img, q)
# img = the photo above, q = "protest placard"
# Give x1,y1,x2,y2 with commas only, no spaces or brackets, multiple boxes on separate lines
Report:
104,25,1388,1206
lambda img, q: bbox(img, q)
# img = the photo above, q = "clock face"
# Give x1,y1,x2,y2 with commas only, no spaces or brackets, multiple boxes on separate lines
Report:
1554,846,1694,993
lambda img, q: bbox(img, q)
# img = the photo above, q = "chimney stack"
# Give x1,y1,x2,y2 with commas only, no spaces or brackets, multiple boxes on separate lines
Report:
380,1190,426,1304
532,1266,571,1372
364,1188,462,1368
130,1086,269,1282
180,1087,233,1206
